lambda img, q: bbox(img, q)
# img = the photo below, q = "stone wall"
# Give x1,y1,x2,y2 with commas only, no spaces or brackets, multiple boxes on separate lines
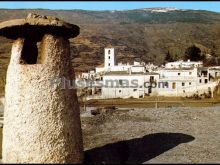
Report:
2,34,83,163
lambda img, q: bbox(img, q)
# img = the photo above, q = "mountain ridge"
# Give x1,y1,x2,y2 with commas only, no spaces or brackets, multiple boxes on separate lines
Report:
0,7,219,13
0,8,220,94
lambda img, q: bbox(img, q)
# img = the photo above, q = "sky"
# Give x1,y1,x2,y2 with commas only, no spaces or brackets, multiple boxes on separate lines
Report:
0,1,220,13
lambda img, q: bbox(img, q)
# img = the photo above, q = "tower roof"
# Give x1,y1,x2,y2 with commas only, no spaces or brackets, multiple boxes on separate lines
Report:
0,13,80,41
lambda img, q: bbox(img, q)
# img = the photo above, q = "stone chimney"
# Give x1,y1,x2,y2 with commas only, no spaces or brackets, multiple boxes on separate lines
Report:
0,13,83,163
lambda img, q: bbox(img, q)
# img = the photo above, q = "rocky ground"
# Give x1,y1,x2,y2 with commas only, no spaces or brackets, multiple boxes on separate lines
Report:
81,106,220,164
0,103,219,163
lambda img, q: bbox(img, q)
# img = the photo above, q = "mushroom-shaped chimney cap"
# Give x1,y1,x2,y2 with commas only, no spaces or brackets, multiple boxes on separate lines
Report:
0,13,80,41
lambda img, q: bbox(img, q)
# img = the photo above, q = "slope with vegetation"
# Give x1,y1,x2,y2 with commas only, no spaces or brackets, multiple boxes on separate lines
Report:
0,8,220,94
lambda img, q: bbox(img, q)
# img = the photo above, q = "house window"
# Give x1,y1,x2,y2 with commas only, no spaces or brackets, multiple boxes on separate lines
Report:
108,50,111,54
166,82,169,88
182,82,185,86
172,82,176,89
202,71,208,77
178,73,181,76
150,76,154,82
189,82,191,85
133,89,137,91
205,79,208,84
119,90,121,93
199,79,202,83
189,72,192,75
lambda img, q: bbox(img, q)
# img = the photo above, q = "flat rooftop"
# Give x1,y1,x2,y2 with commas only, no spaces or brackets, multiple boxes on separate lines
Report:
105,71,159,76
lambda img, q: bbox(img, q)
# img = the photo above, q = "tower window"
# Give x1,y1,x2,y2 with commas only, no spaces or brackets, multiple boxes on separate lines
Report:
108,56,110,59
108,50,111,54
108,63,110,66
20,38,43,64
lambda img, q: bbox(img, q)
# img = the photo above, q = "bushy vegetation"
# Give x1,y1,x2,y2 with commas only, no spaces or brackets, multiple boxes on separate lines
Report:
184,45,203,61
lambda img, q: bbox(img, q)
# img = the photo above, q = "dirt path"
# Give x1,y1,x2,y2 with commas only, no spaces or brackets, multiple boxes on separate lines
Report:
82,106,220,163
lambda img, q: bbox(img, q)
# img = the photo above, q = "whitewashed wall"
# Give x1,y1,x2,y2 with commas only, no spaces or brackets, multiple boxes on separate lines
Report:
95,67,105,73
102,74,159,98
152,80,218,97
157,68,198,78
109,65,131,72
165,61,203,69
209,69,220,78
104,48,115,69
130,66,146,73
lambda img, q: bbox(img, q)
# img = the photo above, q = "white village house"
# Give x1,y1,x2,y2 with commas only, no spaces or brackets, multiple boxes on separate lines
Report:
153,67,217,97
165,60,203,69
78,47,220,99
102,71,160,99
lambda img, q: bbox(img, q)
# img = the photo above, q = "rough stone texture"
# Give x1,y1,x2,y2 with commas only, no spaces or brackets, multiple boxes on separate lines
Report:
2,34,83,163
0,13,80,41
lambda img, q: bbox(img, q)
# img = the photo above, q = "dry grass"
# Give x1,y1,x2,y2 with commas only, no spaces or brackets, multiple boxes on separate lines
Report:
84,96,220,108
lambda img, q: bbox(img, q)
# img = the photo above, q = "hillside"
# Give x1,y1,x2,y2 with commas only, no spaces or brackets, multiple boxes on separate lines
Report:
1,8,220,94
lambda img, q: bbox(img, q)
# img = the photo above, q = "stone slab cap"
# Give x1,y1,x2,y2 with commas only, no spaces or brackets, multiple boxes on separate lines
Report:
0,13,80,41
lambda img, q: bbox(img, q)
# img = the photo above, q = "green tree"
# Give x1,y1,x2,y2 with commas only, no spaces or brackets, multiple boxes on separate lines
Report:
184,45,203,61
165,50,174,62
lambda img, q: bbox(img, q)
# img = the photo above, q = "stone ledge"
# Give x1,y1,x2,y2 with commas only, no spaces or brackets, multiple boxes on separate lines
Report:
0,13,80,40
